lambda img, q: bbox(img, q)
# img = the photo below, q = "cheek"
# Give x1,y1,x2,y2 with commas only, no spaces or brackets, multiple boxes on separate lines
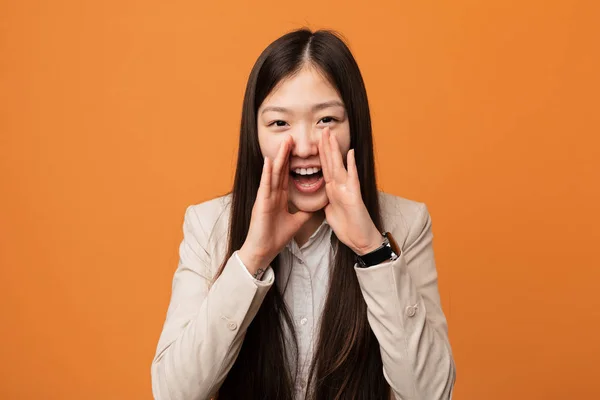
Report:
335,123,352,155
257,129,283,159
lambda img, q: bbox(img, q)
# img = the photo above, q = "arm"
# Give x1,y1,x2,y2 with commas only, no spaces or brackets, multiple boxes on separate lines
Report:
151,205,275,400
354,203,456,400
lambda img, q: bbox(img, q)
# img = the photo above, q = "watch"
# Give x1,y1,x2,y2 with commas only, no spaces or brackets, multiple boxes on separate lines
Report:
355,232,400,268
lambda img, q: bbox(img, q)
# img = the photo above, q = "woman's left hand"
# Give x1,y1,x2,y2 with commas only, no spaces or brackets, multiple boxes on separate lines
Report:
319,127,384,256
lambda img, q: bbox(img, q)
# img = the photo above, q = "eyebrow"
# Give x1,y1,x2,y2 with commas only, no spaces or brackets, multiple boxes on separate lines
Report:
261,100,345,115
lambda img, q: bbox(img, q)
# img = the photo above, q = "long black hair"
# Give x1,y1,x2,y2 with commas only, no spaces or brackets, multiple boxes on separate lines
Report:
215,28,388,400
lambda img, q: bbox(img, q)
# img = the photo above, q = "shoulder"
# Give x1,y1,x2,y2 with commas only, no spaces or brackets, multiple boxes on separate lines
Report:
377,191,432,249
187,193,232,222
183,193,232,250
378,191,429,229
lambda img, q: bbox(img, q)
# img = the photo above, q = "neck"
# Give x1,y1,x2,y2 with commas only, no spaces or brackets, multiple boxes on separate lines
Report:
294,208,325,248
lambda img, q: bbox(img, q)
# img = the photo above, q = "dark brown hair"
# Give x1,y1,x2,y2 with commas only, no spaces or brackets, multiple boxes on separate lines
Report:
216,28,389,400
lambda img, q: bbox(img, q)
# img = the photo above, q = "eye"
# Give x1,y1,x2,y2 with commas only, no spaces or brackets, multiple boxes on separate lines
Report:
268,120,289,127
318,116,337,124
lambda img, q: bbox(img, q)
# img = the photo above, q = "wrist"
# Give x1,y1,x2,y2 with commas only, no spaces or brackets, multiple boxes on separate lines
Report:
238,246,269,275
352,228,384,256
355,231,400,268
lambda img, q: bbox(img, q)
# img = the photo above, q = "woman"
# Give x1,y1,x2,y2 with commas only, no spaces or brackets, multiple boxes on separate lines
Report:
151,29,456,400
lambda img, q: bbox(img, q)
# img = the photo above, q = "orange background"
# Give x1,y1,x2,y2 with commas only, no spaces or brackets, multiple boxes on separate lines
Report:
1,0,599,399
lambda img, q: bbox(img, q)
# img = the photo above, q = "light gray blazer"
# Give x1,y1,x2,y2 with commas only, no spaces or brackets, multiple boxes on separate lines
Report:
151,192,456,400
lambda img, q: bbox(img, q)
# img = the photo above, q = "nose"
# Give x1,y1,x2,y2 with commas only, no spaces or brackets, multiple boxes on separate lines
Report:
290,123,320,158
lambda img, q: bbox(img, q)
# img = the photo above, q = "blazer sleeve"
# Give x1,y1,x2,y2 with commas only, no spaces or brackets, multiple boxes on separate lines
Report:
354,203,456,400
151,205,275,400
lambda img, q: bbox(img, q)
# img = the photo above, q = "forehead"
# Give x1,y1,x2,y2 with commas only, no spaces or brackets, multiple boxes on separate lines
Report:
261,66,342,109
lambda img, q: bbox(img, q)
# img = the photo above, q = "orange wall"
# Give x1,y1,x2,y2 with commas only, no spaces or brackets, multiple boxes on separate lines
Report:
1,1,599,399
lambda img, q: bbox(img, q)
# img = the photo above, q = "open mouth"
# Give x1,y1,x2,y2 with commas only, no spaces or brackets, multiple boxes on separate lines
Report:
290,167,324,192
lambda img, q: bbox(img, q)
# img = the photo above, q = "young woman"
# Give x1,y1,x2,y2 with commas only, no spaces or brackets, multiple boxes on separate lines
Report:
151,29,456,400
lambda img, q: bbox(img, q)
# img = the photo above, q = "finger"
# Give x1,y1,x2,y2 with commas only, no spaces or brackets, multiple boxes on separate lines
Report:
280,135,292,190
347,149,360,190
282,140,291,191
324,128,335,176
329,131,346,181
258,156,272,199
271,138,289,191
319,128,333,183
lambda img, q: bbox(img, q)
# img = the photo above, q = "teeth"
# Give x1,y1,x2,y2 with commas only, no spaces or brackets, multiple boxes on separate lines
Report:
293,167,321,175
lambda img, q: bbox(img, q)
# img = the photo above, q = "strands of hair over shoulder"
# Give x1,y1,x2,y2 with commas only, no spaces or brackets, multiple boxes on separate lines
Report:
215,29,389,400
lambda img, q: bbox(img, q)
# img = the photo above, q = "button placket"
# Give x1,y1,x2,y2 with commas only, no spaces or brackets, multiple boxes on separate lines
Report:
292,255,314,381
284,222,331,394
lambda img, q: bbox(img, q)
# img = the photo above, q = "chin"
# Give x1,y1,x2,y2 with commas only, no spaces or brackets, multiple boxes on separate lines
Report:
289,189,328,213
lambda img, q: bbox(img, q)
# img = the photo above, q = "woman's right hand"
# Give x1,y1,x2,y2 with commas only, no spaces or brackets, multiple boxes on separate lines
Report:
238,135,312,277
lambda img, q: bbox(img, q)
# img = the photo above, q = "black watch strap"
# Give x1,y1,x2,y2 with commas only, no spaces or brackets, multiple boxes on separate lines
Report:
355,232,399,268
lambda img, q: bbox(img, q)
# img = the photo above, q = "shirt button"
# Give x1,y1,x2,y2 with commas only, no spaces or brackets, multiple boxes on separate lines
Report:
298,259,304,264
406,305,417,317
227,321,238,330
300,317,308,325
300,379,307,388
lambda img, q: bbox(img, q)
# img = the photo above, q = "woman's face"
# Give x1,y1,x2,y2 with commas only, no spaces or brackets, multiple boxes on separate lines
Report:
257,65,351,213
